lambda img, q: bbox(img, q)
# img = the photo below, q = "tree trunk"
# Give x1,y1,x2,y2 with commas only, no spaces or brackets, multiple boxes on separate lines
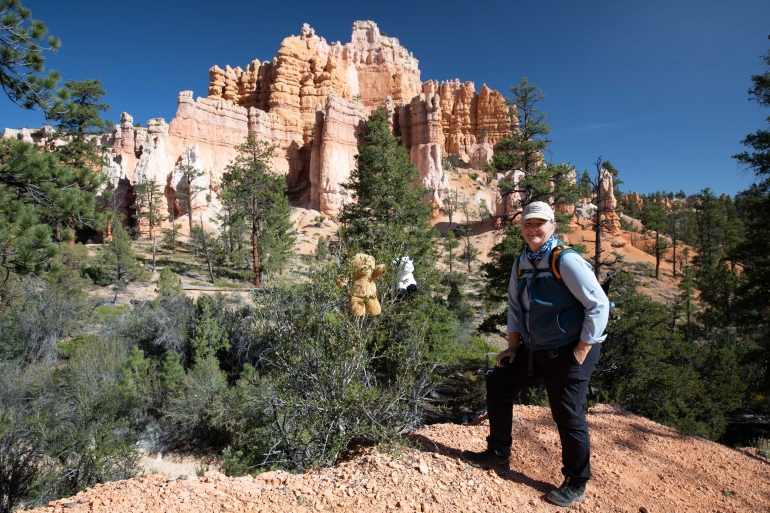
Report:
251,193,262,287
152,234,157,273
594,176,602,278
186,178,194,239
187,205,194,241
201,215,215,284
655,229,661,279
672,219,677,278
252,229,260,287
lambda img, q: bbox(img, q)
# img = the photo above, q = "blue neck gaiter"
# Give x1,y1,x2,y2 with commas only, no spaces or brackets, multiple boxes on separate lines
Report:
525,235,556,263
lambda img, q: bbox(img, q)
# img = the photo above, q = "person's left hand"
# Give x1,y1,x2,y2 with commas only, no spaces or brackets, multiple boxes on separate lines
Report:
573,341,592,365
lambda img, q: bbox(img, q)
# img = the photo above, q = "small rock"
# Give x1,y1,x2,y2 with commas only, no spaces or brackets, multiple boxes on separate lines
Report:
639,507,650,513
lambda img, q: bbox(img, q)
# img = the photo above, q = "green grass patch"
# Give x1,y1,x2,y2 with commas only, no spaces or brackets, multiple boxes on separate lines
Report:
452,336,498,366
91,304,130,323
57,333,101,359
214,282,245,289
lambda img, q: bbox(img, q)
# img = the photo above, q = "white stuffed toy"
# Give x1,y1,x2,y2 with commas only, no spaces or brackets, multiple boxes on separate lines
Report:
392,256,417,302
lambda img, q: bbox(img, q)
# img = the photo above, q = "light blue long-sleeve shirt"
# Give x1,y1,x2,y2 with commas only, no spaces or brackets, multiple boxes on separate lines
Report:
507,245,609,344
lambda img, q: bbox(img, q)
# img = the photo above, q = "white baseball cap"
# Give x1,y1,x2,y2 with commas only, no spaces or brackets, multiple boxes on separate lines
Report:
520,201,555,222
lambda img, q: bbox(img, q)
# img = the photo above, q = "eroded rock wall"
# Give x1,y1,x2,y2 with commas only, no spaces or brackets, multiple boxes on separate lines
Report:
7,21,566,228
422,79,510,163
397,93,448,203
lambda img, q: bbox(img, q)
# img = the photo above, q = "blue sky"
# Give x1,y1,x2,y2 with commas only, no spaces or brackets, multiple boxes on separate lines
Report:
1,0,769,196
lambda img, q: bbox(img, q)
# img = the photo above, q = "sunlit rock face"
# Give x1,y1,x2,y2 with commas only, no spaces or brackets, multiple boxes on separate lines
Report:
599,169,622,236
6,22,513,222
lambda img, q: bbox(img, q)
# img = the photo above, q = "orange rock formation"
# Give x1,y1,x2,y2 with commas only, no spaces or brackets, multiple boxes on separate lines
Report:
102,21,508,221
599,169,622,235
4,21,626,232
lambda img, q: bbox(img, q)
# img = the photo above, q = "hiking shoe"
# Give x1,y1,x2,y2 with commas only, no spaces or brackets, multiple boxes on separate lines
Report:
461,448,510,472
546,478,586,507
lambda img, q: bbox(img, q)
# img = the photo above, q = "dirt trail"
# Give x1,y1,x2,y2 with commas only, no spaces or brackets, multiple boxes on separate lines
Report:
32,404,770,513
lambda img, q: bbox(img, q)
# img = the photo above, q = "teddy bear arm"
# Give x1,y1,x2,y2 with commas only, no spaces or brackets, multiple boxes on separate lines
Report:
371,264,387,280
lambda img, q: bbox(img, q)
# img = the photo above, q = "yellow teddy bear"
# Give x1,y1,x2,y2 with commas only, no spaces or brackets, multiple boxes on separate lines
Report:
335,253,386,316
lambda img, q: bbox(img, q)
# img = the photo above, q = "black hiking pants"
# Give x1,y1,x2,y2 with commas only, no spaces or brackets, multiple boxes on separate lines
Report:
485,341,601,484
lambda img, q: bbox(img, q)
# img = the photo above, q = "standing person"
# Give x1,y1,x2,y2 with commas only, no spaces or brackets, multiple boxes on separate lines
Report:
462,201,609,507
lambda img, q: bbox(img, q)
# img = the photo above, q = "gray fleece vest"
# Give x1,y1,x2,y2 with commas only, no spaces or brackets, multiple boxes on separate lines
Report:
515,246,584,350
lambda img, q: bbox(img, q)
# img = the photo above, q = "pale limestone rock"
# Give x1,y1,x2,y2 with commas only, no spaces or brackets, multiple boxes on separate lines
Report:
469,140,494,170
495,170,525,219
119,112,135,154
599,169,621,235
168,145,219,225
425,80,511,162
310,92,367,215
0,21,517,227
147,118,169,137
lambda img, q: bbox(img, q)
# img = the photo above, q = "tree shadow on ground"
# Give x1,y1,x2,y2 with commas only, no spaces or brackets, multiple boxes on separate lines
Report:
406,433,553,494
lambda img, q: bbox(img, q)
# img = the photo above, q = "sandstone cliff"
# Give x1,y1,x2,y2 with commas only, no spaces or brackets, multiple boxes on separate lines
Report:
3,21,626,231
98,20,512,223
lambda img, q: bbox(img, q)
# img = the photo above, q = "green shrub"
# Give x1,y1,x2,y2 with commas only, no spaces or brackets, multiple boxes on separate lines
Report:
591,272,744,439
57,333,99,359
0,336,142,510
219,267,455,472
162,355,230,448
56,242,91,273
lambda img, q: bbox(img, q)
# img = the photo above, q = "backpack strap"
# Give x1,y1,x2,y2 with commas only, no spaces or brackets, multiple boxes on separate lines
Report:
549,244,580,285
517,243,582,284
515,255,534,278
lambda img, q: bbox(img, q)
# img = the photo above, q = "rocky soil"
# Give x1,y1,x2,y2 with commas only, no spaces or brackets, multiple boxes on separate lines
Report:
32,404,770,513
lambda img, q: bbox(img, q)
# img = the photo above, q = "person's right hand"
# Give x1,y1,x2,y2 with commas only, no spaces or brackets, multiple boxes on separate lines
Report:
495,346,518,367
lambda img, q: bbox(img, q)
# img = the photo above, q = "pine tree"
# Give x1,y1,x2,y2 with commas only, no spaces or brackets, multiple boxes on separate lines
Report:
733,34,770,178
0,0,61,110
458,204,479,273
338,106,434,262
442,228,460,273
484,77,580,220
190,295,229,364
161,213,181,253
220,132,295,286
100,222,143,303
678,265,696,339
191,221,216,284
134,178,165,272
0,137,105,295
43,79,110,240
579,170,591,198
155,267,181,300
479,225,524,332
174,157,205,239
46,79,110,170
438,188,460,231
158,349,185,393
641,199,669,279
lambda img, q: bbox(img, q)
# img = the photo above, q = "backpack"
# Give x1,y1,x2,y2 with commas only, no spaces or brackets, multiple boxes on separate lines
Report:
515,244,580,285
